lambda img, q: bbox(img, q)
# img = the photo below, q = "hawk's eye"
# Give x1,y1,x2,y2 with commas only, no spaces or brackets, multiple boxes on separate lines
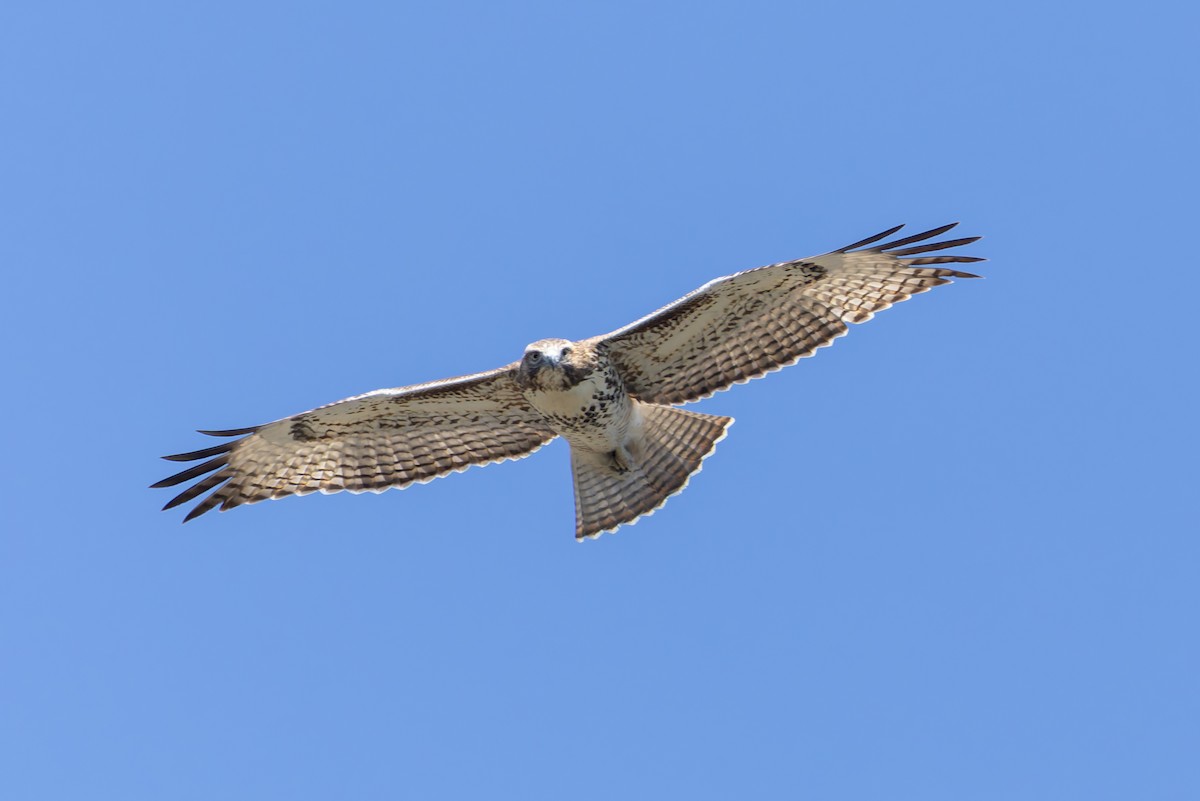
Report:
560,346,572,358
526,351,542,364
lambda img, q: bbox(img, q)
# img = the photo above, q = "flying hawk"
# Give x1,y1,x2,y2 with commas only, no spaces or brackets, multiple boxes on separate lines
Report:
154,223,983,539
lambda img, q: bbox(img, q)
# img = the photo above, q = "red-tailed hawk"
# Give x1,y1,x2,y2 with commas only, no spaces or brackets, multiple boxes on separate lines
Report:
154,223,983,539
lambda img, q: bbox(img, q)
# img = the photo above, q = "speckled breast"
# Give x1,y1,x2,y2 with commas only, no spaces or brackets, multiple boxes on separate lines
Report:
524,362,634,453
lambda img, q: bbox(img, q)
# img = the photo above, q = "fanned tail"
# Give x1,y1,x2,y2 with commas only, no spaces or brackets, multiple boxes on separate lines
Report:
571,403,733,540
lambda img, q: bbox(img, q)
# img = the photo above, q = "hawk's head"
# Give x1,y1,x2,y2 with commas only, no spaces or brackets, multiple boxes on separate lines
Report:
515,338,600,391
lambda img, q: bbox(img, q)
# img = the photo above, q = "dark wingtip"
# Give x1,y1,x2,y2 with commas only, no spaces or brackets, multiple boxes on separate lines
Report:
887,235,980,257
162,442,237,462
836,224,906,253
182,505,209,523
876,223,959,252
905,255,987,267
157,471,228,512
151,456,229,489
197,426,259,437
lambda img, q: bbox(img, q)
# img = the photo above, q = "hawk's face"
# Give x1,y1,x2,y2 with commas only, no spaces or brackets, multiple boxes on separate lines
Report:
515,338,600,392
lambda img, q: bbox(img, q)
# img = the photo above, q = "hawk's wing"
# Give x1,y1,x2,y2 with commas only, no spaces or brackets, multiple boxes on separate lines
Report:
589,223,984,405
153,366,557,521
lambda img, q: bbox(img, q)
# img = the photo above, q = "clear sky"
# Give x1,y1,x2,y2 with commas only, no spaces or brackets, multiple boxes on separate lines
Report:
3,1,1197,799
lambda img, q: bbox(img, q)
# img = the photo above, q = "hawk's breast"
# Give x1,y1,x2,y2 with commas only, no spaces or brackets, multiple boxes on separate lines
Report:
523,361,634,453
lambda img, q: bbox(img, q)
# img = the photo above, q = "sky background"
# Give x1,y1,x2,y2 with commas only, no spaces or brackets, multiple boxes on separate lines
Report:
3,1,1198,799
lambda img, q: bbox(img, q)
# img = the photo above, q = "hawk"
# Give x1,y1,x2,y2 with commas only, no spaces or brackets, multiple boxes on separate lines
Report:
154,223,983,540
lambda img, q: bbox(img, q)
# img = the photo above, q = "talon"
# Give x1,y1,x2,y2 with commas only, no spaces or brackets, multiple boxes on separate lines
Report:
610,446,634,473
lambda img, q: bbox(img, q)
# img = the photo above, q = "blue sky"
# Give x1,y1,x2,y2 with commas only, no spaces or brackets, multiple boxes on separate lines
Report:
3,1,1197,799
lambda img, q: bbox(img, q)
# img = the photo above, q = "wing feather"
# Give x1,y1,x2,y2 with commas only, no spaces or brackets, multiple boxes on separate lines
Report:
834,224,906,252
591,224,983,405
160,442,237,462
153,365,557,521
872,222,960,251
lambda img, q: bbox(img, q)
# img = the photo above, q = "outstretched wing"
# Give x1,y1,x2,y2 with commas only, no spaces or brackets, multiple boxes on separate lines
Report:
590,223,984,405
153,366,557,521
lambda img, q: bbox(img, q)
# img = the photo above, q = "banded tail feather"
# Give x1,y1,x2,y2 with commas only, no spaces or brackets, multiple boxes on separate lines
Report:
571,403,733,540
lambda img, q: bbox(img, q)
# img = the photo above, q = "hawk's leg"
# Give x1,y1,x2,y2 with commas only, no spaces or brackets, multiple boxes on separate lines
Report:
609,444,635,474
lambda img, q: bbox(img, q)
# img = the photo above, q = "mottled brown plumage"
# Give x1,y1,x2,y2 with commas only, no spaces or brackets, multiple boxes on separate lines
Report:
154,223,983,539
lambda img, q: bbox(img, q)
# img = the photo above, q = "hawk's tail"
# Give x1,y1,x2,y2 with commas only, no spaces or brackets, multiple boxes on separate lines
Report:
571,404,733,540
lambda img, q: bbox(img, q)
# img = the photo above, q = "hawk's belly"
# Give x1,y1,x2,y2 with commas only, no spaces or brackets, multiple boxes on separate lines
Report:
523,369,636,454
